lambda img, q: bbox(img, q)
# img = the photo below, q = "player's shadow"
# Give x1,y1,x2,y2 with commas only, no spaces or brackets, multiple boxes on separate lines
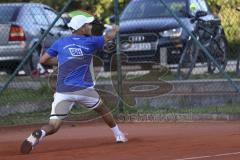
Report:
33,138,122,154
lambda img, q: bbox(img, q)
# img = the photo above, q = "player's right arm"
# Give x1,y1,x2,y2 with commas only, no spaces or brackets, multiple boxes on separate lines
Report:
90,25,119,51
104,25,119,42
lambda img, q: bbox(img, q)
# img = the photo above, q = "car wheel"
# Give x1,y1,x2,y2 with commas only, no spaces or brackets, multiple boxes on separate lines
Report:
5,68,16,75
23,49,40,76
4,62,18,75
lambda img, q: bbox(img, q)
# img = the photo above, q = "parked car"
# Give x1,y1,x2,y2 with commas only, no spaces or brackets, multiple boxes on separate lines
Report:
0,3,71,75
99,0,228,71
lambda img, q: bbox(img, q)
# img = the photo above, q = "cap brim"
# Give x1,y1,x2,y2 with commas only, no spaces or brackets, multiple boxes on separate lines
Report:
86,17,94,24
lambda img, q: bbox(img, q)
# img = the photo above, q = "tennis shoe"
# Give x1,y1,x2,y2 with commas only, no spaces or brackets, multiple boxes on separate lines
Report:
115,132,128,143
20,129,42,154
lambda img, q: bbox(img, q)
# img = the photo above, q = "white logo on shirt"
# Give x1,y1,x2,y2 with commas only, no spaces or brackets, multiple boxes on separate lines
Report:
69,48,83,57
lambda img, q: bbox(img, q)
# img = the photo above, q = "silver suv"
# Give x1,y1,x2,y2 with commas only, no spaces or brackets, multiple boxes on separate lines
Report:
0,3,71,75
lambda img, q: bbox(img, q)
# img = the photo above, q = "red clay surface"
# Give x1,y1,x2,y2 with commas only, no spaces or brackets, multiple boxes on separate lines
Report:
1,121,240,160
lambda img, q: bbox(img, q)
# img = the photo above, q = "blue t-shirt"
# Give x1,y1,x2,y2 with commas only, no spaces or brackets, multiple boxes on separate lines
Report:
47,35,104,92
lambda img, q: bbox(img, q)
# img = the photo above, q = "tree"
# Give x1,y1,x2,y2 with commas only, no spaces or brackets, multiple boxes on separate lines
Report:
207,0,240,13
207,0,240,57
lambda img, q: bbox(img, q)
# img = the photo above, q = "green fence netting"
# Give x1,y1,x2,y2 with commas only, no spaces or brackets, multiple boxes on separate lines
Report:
0,0,240,125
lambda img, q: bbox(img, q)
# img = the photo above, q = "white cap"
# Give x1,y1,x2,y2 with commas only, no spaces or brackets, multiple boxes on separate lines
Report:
67,15,94,31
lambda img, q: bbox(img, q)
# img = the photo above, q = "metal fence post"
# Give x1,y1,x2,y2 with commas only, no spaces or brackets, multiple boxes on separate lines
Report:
114,0,124,113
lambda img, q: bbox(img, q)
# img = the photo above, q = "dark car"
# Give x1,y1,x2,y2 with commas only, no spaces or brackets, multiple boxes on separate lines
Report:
0,3,71,75
100,0,226,71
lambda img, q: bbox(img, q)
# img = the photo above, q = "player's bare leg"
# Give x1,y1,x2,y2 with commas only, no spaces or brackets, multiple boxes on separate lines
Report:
94,103,116,128
20,119,62,154
94,104,128,143
42,119,63,135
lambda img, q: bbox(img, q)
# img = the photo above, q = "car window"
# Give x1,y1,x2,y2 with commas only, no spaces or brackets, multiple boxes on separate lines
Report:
121,0,187,20
31,7,49,25
189,0,209,15
0,6,21,22
44,8,65,26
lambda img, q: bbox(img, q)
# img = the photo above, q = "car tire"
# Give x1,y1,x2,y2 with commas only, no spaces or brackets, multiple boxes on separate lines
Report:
23,49,40,76
4,62,18,75
5,68,16,75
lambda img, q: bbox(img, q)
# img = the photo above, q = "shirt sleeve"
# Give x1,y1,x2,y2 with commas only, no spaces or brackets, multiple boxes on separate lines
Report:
92,36,105,49
46,40,59,57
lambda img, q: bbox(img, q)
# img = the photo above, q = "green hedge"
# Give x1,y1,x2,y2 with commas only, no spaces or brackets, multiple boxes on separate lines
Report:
220,7,240,59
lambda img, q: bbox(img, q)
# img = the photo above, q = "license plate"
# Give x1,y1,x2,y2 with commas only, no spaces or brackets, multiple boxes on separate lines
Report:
124,43,151,51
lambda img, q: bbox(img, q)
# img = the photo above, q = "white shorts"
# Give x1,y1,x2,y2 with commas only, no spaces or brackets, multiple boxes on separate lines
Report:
50,88,101,120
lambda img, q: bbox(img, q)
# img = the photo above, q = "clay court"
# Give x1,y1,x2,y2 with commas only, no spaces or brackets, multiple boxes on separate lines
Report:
0,121,240,160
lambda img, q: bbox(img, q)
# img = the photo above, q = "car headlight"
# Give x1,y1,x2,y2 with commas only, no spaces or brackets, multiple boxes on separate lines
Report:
160,28,183,38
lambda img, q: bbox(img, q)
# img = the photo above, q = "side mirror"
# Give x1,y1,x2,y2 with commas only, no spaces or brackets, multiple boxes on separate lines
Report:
57,23,69,30
109,15,115,23
179,8,192,18
62,17,71,24
58,18,70,29
55,17,68,27
195,11,207,18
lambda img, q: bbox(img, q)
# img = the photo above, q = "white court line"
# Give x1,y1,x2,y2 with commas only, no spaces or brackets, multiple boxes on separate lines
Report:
175,151,240,160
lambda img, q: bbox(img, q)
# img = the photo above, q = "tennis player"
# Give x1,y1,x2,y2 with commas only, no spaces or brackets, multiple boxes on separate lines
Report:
20,15,127,154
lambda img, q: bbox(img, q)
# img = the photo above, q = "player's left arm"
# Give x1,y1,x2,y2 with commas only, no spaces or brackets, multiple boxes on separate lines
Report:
40,39,59,65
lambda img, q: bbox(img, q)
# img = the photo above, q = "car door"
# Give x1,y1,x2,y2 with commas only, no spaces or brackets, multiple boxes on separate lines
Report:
43,7,71,49
29,6,53,49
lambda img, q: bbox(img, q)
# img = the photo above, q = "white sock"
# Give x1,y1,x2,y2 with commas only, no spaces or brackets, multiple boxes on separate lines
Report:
27,130,46,145
27,135,37,145
111,125,122,136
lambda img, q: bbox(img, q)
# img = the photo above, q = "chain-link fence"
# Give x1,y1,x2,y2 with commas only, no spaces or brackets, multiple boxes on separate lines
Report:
0,0,240,125
105,0,240,120
0,0,74,125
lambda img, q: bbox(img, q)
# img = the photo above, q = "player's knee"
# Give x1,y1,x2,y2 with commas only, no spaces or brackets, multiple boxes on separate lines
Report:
88,98,102,110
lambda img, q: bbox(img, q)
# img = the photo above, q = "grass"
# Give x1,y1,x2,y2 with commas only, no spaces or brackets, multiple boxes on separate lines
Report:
1,103,240,126
157,71,238,81
1,69,238,105
122,104,240,115
1,69,237,103
0,68,239,126
0,109,50,126
0,85,53,105
0,74,47,82
98,69,240,82
187,71,239,80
